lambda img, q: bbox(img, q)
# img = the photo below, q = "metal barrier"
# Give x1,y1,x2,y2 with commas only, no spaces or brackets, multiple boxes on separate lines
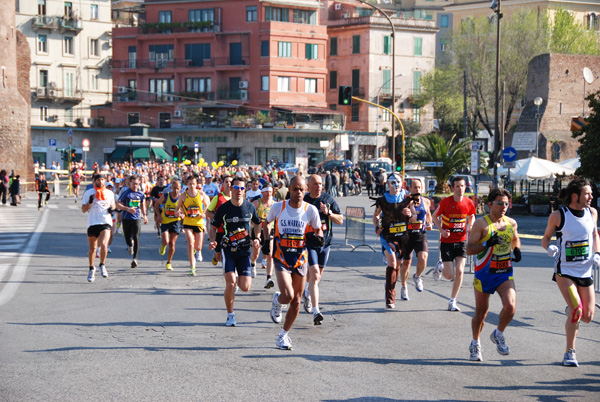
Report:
345,206,375,251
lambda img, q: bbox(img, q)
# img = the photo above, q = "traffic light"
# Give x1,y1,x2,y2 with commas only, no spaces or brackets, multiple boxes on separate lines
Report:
338,86,353,105
172,144,180,162
71,150,77,161
181,146,189,161
395,154,402,171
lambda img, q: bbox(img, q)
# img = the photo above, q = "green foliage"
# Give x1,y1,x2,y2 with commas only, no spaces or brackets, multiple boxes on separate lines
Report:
550,8,600,55
396,119,421,137
573,91,600,182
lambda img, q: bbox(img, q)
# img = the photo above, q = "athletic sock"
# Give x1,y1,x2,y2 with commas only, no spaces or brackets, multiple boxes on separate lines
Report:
279,329,288,337
471,339,480,346
313,308,320,316
495,329,504,337
89,266,94,270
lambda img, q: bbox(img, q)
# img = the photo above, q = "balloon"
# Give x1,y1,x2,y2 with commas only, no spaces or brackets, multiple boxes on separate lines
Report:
184,160,191,165
218,161,224,167
198,158,204,165
203,162,208,167
231,160,238,166
211,162,217,168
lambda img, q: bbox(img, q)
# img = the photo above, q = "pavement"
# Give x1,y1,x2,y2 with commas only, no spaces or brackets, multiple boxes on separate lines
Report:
0,193,599,401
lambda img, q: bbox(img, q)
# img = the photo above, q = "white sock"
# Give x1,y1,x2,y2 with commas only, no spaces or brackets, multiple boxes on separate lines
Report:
495,329,504,337
471,339,480,346
313,308,320,315
450,298,456,303
228,312,235,317
279,329,288,337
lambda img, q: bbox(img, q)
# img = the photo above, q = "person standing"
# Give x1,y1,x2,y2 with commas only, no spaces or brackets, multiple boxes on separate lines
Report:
324,171,332,196
81,174,116,282
432,176,476,311
208,176,261,327
275,179,288,202
116,175,148,268
542,178,599,367
155,178,183,271
35,173,51,210
466,188,521,361
266,175,322,349
366,170,375,197
9,175,20,206
302,174,343,324
0,169,8,205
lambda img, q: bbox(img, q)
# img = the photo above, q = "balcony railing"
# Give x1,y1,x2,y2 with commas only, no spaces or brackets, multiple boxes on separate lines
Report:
111,57,249,70
114,91,215,103
34,87,83,103
58,17,82,33
31,15,59,31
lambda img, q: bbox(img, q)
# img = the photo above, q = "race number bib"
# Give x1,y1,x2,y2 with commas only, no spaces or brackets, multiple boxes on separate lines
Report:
490,253,512,274
448,218,466,233
565,240,589,262
186,205,200,218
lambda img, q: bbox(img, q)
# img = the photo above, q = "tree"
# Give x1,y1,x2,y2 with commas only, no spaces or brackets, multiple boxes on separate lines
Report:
573,91,600,182
406,133,471,193
551,8,600,55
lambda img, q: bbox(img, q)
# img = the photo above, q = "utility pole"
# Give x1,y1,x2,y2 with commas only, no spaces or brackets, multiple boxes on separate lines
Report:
492,0,503,186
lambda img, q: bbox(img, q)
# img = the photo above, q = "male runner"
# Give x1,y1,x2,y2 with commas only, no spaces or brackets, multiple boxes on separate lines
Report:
251,183,276,288
116,175,148,268
155,177,183,271
72,168,81,202
265,175,322,349
35,173,51,210
206,175,232,265
149,175,167,238
208,176,261,327
466,187,521,361
246,177,262,201
82,174,116,282
433,176,476,311
542,178,599,367
302,174,343,324
202,174,219,198
400,178,432,300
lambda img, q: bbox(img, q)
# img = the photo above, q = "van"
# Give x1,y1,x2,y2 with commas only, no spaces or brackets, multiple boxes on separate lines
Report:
358,158,392,182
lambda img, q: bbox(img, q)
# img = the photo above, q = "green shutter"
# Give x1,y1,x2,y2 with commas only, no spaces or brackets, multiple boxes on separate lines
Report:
353,35,360,54
413,71,421,95
382,69,391,94
414,37,422,56
383,36,390,55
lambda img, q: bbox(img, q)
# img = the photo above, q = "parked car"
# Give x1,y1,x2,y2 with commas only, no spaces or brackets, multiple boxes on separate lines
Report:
275,162,298,174
358,158,392,182
314,159,351,173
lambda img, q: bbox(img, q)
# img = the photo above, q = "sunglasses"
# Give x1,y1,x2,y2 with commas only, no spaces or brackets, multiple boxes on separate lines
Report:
388,181,398,186
492,201,509,206
233,185,245,191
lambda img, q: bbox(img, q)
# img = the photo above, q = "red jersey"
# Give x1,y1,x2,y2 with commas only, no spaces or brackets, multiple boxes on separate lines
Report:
437,196,475,243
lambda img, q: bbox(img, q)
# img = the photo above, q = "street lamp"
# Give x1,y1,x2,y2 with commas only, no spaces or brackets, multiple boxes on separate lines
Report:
534,97,543,158
375,73,404,157
491,0,503,186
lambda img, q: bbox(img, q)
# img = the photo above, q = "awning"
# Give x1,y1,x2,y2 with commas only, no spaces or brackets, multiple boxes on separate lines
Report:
152,147,171,161
132,148,150,159
274,106,346,115
109,147,127,161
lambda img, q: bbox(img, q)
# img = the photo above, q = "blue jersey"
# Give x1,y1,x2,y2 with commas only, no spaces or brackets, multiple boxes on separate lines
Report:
119,188,145,220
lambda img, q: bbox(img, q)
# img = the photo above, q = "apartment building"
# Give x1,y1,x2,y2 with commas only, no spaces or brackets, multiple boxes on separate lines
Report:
15,0,113,132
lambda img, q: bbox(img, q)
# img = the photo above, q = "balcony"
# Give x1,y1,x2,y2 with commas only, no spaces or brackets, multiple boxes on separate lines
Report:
111,57,249,70
58,17,83,34
31,16,59,31
139,21,221,34
114,91,216,104
33,87,83,103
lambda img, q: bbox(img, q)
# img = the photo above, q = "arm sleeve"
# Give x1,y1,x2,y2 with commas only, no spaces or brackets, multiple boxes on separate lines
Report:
330,198,341,215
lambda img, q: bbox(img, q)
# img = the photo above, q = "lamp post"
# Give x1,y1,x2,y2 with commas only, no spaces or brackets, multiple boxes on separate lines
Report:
375,73,404,158
357,0,396,169
491,0,503,186
534,96,543,158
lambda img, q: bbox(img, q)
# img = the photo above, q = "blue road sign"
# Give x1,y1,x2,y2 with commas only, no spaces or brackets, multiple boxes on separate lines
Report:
68,128,73,138
502,147,517,162
49,139,56,146
194,141,199,151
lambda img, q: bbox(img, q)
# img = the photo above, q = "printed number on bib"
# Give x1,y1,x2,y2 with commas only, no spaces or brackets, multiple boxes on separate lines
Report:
187,206,200,218
448,218,466,233
164,207,176,217
389,223,407,234
228,228,249,246
408,221,423,232
565,240,589,262
490,253,512,274
280,235,305,253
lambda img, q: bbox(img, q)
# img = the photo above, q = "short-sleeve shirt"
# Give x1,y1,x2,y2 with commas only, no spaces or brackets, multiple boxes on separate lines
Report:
118,188,145,220
303,192,341,247
437,196,475,243
211,200,261,256
82,187,115,227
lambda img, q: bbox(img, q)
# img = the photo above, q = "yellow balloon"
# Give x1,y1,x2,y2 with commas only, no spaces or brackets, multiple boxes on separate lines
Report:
198,158,204,164
203,162,208,167
211,162,217,168
232,160,238,166
184,160,191,165
218,161,224,167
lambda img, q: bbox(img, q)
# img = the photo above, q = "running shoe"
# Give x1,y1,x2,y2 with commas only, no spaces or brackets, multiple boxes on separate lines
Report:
469,343,483,361
159,245,166,256
261,258,267,269
302,289,313,313
313,311,324,325
87,267,96,283
190,266,196,276
196,250,203,262
276,333,292,350
433,260,443,281
270,292,283,323
251,264,257,278
131,259,138,269
166,263,172,271
234,284,239,293
413,274,424,292
212,255,218,266
448,299,460,311
99,264,108,278
225,313,236,327
400,286,409,301
386,303,396,309
563,349,579,367
264,278,275,289
107,246,112,253
128,245,134,256
490,330,510,355
96,248,101,258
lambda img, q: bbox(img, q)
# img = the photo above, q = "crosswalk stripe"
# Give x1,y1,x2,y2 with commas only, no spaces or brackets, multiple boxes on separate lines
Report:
0,252,18,259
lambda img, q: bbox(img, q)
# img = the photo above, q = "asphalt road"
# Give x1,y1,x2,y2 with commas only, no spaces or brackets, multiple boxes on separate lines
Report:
0,193,599,401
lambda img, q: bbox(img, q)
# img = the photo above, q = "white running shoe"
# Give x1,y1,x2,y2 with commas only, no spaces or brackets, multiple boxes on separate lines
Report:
302,289,313,313
563,349,579,367
469,343,483,361
433,260,443,281
264,278,275,289
251,264,257,278
99,264,108,278
413,274,423,292
448,299,460,311
270,292,283,323
386,303,396,309
131,259,138,269
261,258,268,269
196,250,203,262
490,330,510,355
87,268,96,283
400,286,409,301
276,333,293,350
225,313,236,327
128,245,134,256
95,248,100,258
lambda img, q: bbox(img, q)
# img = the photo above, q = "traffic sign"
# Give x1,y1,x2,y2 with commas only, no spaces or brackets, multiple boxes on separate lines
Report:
82,138,90,147
471,141,483,151
194,141,199,152
502,147,517,162
49,139,56,146
503,161,516,169
68,128,73,138
421,161,443,167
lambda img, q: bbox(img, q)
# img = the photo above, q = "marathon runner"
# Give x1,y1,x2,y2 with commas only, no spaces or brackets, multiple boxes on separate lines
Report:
155,177,183,271
116,175,148,268
206,176,232,265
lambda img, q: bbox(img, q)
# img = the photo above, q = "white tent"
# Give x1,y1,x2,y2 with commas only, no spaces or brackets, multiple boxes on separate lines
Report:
497,156,576,180
558,157,580,170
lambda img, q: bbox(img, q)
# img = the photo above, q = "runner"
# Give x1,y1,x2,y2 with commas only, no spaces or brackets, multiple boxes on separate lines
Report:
206,175,233,265
176,175,210,276
202,174,219,198
466,187,521,361
542,178,599,367
81,174,116,282
149,175,167,238
400,178,432,300
35,173,51,210
265,175,322,350
208,176,261,327
155,177,183,271
251,183,276,288
302,174,343,324
116,175,148,268
246,178,262,201
432,176,476,311
72,167,81,202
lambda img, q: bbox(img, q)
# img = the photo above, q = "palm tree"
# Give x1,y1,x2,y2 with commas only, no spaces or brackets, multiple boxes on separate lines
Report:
407,133,471,193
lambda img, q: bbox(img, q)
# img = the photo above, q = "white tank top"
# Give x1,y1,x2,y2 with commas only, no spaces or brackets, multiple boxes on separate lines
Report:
556,207,595,278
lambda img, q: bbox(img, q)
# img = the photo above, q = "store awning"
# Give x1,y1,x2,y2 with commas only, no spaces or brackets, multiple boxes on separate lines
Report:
274,107,346,115
152,147,171,161
132,147,150,159
109,147,127,161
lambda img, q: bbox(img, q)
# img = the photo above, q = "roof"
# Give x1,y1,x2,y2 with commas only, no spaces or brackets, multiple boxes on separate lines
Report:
274,107,345,116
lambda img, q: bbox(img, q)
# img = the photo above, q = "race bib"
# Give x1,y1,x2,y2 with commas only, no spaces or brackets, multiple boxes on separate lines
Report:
227,228,250,248
187,205,200,218
164,206,176,217
408,221,423,232
280,234,305,253
565,240,589,262
389,222,407,234
448,218,466,233
129,199,141,209
321,219,328,231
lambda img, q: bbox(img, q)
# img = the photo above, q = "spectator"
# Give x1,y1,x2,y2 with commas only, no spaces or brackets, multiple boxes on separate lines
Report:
275,179,288,202
324,171,332,195
0,169,8,205
366,170,375,197
9,174,20,206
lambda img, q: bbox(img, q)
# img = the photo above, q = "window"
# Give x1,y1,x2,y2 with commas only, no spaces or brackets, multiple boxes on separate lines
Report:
189,8,215,27
414,37,422,56
330,37,337,56
358,145,376,160
37,34,47,53
413,71,422,95
351,103,359,122
352,69,360,90
90,39,99,57
293,9,316,25
149,44,174,61
90,72,99,90
185,77,211,93
412,106,421,123
383,35,391,55
305,78,317,93
552,143,561,161
158,11,172,23
382,69,391,95
127,79,137,100
277,77,290,92
261,76,269,91
65,107,74,123
64,71,75,97
90,4,98,20
265,7,288,22
128,113,140,126
352,35,360,54
440,39,447,52
261,41,269,57
382,103,391,122
128,46,137,68
247,6,257,22
64,2,72,17
39,70,48,87
159,112,171,129
329,104,337,111
150,78,175,101
329,71,337,89
278,42,291,58
440,15,449,28
38,0,46,16
64,36,74,55
185,43,211,66
305,44,318,60
40,106,48,121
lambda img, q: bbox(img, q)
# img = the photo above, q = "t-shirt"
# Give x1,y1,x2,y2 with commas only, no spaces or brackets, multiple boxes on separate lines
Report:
203,182,219,198
82,187,115,227
246,189,262,200
150,185,166,200
211,200,261,256
118,188,146,220
437,196,475,243
303,192,341,247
